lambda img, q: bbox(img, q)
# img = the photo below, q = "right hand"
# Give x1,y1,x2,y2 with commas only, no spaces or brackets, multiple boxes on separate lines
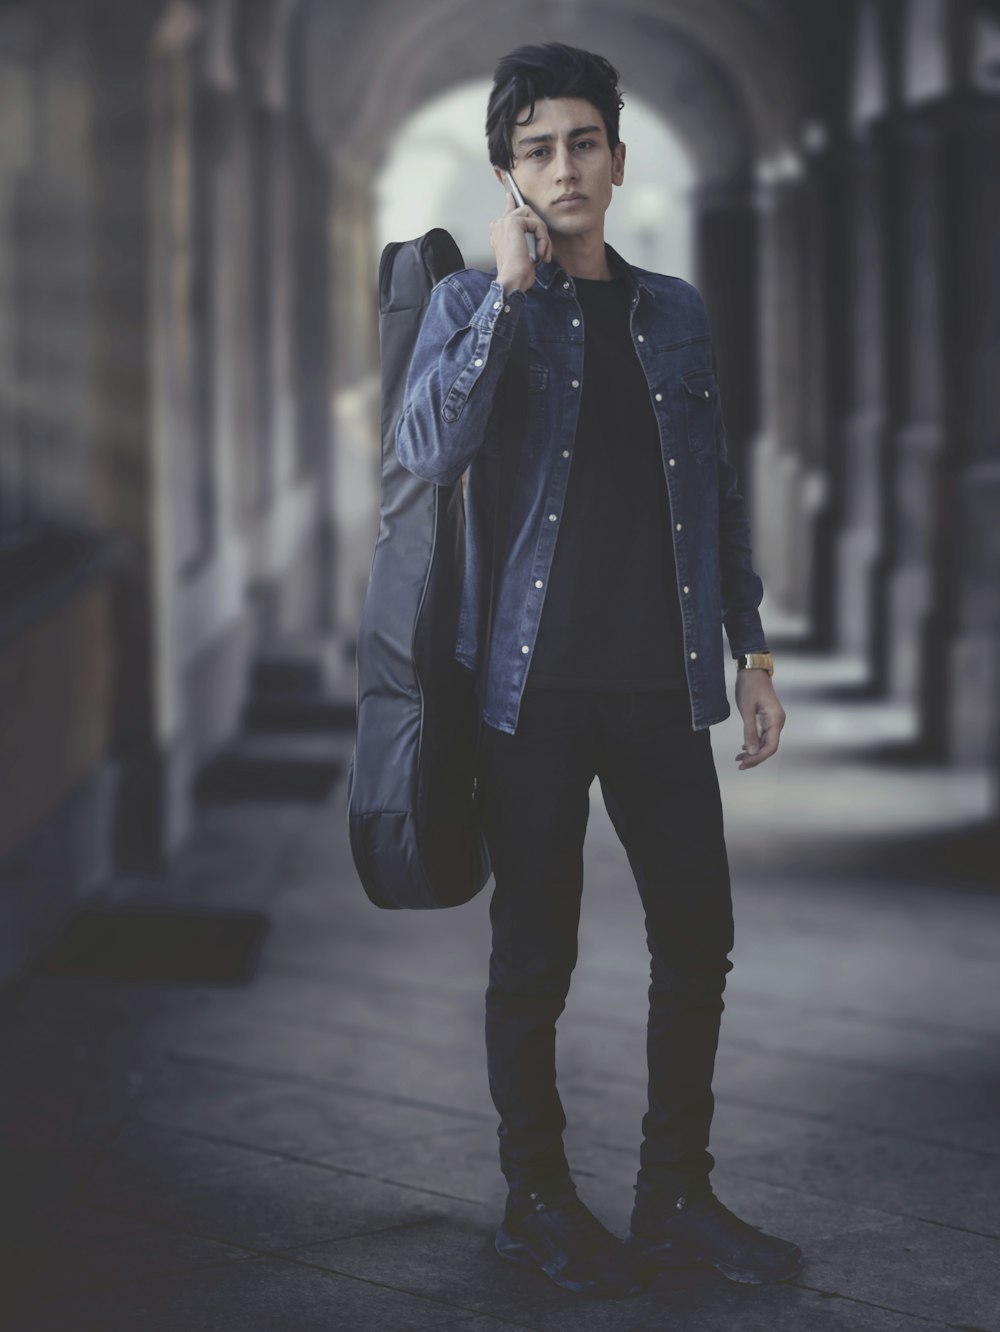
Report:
490,187,552,294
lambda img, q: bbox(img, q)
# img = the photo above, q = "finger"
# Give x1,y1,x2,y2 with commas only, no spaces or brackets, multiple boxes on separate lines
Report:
522,214,551,253
736,730,778,767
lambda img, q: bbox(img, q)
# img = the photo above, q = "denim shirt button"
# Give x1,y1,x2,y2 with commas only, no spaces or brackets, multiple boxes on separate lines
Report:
534,579,543,588
655,392,663,402
683,585,690,593
676,522,682,530
668,458,676,466
690,651,698,659
521,645,529,654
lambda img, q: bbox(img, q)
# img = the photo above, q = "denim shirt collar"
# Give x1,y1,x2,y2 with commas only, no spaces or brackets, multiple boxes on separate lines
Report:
492,242,656,308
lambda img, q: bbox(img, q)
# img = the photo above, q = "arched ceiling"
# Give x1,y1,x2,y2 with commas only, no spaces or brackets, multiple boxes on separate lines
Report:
300,0,810,185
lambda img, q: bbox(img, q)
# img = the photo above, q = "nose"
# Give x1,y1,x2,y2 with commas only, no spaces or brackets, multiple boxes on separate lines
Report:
553,143,579,184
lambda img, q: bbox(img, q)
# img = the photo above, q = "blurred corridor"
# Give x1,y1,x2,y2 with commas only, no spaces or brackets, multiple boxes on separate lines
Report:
2,0,998,980
1,0,999,1324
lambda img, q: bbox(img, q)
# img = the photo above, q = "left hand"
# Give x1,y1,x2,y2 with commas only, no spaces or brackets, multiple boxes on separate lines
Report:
733,670,786,769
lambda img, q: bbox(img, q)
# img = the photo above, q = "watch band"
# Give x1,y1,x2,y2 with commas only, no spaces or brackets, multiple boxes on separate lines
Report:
737,651,774,677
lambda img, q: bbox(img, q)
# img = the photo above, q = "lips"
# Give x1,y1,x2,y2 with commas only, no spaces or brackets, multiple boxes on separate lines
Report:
553,194,585,205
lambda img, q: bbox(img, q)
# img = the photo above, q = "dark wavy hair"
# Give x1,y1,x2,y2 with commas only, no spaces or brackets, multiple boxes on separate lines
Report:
485,43,624,170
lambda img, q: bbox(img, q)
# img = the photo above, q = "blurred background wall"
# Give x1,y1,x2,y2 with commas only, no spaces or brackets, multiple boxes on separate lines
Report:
1,0,998,985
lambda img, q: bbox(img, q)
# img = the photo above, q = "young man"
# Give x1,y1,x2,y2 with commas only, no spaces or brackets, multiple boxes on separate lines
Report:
396,43,800,1298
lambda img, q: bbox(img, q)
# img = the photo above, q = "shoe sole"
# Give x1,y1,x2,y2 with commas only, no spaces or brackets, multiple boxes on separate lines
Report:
495,1224,649,1298
624,1231,805,1285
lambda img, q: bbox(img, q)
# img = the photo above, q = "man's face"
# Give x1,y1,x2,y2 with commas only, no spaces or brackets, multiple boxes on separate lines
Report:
492,95,626,241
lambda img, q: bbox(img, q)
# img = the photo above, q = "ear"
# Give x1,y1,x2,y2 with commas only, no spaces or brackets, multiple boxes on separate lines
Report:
493,164,507,188
611,140,626,186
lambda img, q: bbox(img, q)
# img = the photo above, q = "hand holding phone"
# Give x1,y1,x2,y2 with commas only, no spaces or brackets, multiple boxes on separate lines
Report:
504,171,536,262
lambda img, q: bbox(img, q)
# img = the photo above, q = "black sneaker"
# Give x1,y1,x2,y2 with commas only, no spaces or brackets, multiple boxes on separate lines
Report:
495,1185,653,1298
624,1188,804,1284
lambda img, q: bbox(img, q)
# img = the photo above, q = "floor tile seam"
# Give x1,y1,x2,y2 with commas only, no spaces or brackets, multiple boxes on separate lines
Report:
17,1248,259,1306
566,999,1000,1045
174,1009,475,1058
906,1212,1000,1243
58,1202,460,1289
78,1141,491,1210
282,1157,489,1208
573,1076,1000,1162
42,1221,545,1330
713,1165,1000,1241
560,1024,996,1088
736,996,1000,1041
160,1048,495,1123
570,1144,996,1238
562,987,1000,1050
253,1247,551,1329
203,984,994,1069
143,1112,484,1161
261,962,479,1004
788,1277,994,1330
415,1316,547,1332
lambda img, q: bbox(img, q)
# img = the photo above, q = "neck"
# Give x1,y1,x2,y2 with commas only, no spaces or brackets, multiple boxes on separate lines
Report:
550,229,612,281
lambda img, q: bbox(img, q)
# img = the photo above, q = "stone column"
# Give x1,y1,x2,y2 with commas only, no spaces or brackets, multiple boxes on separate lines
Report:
327,159,380,651
832,130,888,668
925,92,1000,766
750,163,814,627
873,105,946,713
691,178,759,516
805,135,853,654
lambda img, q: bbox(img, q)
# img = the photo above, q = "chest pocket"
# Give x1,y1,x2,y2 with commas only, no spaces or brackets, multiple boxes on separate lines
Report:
681,370,718,463
482,363,549,460
523,363,549,458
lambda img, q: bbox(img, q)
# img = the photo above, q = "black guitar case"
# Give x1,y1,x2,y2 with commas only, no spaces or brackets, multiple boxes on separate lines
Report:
346,229,526,909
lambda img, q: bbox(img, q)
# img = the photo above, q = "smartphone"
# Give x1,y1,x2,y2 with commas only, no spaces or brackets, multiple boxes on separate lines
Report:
504,171,537,263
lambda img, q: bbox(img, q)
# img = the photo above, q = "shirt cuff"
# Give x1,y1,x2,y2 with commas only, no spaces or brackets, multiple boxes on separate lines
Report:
471,280,526,343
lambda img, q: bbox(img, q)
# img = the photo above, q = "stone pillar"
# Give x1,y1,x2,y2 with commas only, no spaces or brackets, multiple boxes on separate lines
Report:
751,165,814,626
243,96,324,641
143,0,261,856
805,135,852,653
327,160,380,651
833,130,888,667
925,92,1000,766
873,105,946,712
691,178,759,515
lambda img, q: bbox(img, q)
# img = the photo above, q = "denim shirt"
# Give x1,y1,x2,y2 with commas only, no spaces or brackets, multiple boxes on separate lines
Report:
395,242,769,736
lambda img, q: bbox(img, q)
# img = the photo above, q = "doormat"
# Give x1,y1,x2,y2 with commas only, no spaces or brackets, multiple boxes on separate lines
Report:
36,905,270,983
194,753,343,804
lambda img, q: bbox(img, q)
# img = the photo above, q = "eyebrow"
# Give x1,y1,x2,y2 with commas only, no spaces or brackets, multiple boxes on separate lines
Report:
514,124,603,149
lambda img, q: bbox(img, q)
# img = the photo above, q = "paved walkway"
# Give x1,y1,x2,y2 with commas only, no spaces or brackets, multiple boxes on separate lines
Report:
2,652,998,1332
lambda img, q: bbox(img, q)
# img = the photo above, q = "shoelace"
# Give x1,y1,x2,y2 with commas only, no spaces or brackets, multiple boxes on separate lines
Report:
689,1193,763,1238
524,1194,619,1259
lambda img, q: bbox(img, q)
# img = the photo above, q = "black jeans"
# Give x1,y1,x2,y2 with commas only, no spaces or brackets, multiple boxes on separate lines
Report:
477,684,735,1203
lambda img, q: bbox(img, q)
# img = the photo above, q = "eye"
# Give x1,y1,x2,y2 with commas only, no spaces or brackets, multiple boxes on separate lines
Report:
527,147,548,158
574,139,596,149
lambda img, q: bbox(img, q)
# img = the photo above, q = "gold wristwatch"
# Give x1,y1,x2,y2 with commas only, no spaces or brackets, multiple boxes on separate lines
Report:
736,651,774,677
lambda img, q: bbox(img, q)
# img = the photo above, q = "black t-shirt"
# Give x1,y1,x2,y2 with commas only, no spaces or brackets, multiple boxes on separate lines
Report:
526,271,688,692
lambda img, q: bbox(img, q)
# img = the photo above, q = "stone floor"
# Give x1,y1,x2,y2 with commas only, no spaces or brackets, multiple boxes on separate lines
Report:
2,651,998,1332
